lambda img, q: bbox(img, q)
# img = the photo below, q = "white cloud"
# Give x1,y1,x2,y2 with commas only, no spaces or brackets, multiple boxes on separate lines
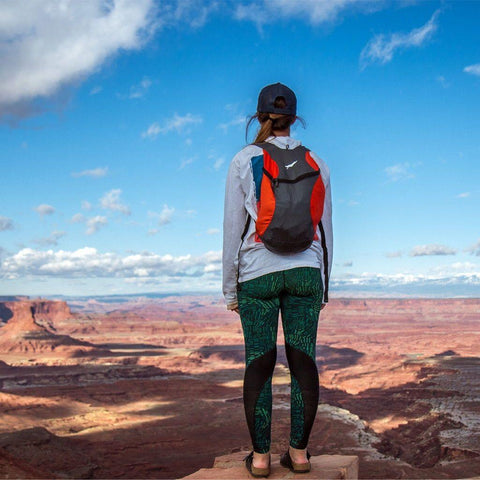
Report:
430,262,479,274
129,77,152,99
0,0,157,119
33,230,66,246
466,239,480,257
4,1,391,121
0,247,222,281
456,192,470,198
34,204,55,217
100,189,131,215
167,0,219,28
150,205,175,226
82,201,93,211
142,123,162,138
0,216,14,232
142,113,203,139
384,162,415,182
180,157,195,169
86,216,108,235
207,228,220,235
71,213,86,224
234,4,269,28
464,64,480,77
72,167,108,178
332,268,480,296
218,115,246,132
386,250,403,258
235,0,380,27
410,244,456,257
148,207,175,227
158,205,174,225
213,157,225,171
360,9,441,68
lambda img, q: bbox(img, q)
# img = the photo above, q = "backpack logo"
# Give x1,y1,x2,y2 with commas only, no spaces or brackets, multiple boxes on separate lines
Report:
285,160,298,169
254,143,326,255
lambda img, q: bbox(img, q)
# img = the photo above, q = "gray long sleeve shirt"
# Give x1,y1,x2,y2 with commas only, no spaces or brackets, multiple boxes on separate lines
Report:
222,135,333,309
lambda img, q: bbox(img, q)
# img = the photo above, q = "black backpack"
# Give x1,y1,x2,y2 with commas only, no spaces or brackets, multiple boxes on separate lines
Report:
252,142,326,255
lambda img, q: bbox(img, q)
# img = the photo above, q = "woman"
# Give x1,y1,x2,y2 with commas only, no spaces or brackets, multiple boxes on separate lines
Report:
222,83,333,477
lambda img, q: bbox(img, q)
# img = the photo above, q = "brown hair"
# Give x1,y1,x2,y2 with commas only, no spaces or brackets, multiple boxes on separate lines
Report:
246,96,305,143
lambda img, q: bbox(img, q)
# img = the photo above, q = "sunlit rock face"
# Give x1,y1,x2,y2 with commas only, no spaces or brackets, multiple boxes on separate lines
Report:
0,300,93,353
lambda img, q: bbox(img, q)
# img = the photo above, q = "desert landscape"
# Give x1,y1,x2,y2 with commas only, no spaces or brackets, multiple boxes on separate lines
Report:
0,295,479,479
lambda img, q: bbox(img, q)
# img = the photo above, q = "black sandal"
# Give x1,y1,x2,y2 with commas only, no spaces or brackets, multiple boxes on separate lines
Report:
243,451,271,478
280,449,311,473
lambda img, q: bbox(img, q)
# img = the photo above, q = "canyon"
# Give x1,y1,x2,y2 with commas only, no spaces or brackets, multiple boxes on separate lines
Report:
0,296,479,479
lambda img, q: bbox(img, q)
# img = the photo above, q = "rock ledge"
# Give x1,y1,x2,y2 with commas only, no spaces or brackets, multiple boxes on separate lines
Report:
181,451,359,479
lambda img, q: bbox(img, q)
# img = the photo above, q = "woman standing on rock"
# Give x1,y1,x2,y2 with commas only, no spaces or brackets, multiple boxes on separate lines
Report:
222,83,333,477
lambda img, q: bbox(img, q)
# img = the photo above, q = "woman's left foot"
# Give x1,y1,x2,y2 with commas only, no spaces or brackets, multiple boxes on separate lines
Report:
244,451,271,478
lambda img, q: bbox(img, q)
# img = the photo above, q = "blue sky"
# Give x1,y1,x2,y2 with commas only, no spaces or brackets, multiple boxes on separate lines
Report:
0,0,479,298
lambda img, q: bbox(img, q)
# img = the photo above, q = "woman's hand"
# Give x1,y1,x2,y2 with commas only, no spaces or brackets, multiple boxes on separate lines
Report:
227,302,239,314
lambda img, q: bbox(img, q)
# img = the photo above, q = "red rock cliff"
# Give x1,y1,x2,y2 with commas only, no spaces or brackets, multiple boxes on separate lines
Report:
0,300,87,353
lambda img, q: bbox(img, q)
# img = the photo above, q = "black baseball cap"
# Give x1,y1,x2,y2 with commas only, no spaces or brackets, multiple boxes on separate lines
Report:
257,83,297,116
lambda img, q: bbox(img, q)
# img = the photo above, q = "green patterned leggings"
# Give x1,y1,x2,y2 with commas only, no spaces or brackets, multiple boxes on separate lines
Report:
237,267,323,453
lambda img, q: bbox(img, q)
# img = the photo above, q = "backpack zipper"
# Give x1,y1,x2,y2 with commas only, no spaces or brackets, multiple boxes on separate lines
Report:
262,168,319,188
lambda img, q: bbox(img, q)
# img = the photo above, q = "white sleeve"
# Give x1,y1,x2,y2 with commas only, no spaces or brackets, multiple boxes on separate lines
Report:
222,154,248,308
321,175,333,302
311,152,333,303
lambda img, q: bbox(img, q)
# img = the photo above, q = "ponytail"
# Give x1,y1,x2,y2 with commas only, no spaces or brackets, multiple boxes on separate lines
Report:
245,97,304,144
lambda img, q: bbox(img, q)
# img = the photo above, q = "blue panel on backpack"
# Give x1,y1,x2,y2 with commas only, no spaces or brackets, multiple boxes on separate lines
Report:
251,154,264,201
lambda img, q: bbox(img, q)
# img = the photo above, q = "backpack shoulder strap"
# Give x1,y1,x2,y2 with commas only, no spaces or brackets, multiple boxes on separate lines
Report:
254,141,309,156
